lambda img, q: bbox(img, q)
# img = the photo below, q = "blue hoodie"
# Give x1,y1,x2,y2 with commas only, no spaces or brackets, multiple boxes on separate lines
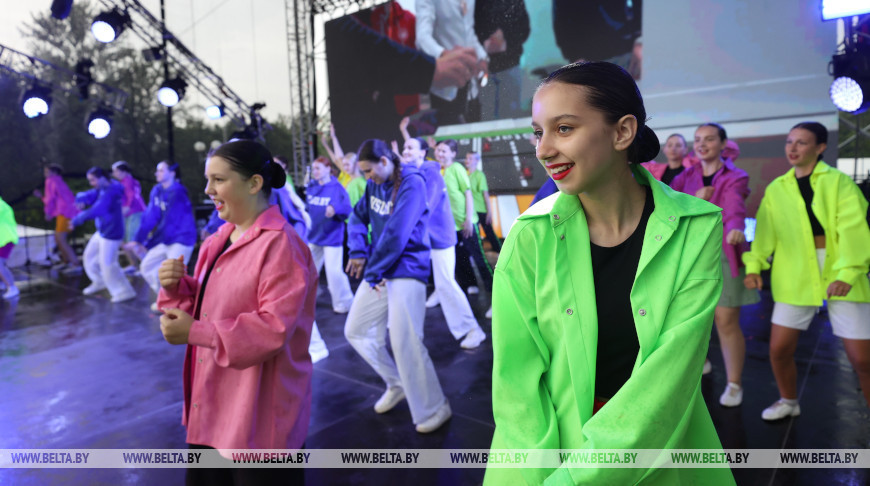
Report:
306,177,351,246
72,181,125,240
135,180,197,248
348,164,430,285
419,160,457,250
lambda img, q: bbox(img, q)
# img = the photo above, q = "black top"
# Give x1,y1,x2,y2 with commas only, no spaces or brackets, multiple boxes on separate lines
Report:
590,185,654,399
796,173,825,236
702,173,715,187
194,237,232,320
662,166,685,186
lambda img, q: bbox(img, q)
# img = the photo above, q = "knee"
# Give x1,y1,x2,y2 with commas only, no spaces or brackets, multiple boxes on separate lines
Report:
769,343,794,362
847,353,870,375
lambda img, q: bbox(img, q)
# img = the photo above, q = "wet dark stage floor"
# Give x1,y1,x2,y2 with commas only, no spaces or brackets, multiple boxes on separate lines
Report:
1,265,867,485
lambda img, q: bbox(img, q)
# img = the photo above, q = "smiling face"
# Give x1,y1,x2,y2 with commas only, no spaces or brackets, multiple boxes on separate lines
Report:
155,162,174,184
86,173,100,188
531,82,624,196
204,156,258,225
434,142,456,167
357,157,394,185
785,127,825,169
402,138,426,166
663,135,688,164
465,153,479,171
311,160,331,184
693,125,725,163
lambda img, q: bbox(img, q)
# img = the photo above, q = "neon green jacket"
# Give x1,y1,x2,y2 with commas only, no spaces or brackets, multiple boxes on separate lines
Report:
486,167,734,485
0,197,19,247
742,162,870,306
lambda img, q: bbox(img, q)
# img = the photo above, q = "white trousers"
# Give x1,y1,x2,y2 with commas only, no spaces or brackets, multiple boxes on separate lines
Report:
83,233,135,298
344,278,447,424
308,243,354,311
431,247,480,339
140,243,195,295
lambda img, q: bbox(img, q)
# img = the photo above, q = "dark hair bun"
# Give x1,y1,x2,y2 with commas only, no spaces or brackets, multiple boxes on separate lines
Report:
268,161,286,189
632,125,660,163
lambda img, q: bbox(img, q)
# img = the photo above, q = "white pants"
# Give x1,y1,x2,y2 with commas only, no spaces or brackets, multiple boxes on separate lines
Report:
431,247,480,339
344,279,447,424
140,243,194,295
309,243,354,311
83,233,135,299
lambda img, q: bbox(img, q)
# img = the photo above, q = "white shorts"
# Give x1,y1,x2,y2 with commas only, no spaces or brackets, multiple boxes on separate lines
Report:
772,249,870,340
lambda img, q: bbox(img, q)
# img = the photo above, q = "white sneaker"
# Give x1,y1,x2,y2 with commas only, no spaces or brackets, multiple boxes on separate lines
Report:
719,383,743,407
416,401,452,433
466,286,480,295
374,387,405,413
762,399,800,421
111,290,137,303
309,345,330,364
2,286,20,300
460,327,486,349
425,292,440,308
485,306,492,319
61,265,83,275
122,265,138,275
82,283,106,296
702,359,712,375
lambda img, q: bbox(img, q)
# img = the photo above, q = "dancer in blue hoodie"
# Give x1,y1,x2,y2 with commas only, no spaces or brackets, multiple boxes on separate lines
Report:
124,161,197,312
71,167,136,303
306,156,354,313
402,137,487,349
344,139,451,434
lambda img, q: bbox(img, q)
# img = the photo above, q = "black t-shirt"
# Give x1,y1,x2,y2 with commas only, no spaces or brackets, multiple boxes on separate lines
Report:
796,173,825,236
590,186,654,399
662,166,684,186
194,237,232,320
702,173,715,187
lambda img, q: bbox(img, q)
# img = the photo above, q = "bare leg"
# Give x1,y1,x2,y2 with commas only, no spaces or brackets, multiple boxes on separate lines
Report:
769,323,802,399
841,338,870,407
714,305,745,385
55,231,79,266
0,259,15,288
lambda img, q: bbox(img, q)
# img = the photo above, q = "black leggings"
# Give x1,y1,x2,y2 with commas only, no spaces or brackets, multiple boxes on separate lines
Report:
476,211,502,252
454,230,493,292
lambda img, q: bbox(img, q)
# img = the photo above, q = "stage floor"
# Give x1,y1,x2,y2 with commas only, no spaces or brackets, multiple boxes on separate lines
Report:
0,265,867,485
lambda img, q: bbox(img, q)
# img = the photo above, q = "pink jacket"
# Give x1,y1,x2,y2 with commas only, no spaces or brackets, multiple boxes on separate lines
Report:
42,174,78,219
120,174,146,214
158,205,317,452
671,158,750,278
640,158,695,181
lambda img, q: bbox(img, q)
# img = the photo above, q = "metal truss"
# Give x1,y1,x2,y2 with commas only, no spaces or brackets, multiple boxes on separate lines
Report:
0,42,129,112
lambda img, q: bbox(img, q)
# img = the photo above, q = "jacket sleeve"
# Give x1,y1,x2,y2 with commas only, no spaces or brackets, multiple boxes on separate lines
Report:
742,191,775,275
414,0,445,59
347,185,371,259
670,171,687,193
185,236,314,369
332,184,352,220
721,173,749,234
121,178,133,207
364,175,427,285
487,226,563,486
72,189,107,226
135,187,162,244
832,176,870,286
42,179,56,216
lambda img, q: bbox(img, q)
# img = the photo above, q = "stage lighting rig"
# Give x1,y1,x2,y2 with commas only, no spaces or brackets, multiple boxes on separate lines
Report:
91,8,130,43
20,85,52,119
205,104,225,119
73,58,95,100
86,107,114,139
828,14,870,114
157,77,187,107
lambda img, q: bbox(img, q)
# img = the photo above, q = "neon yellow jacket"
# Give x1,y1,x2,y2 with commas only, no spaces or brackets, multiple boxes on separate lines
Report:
742,162,870,306
486,167,734,485
0,197,19,247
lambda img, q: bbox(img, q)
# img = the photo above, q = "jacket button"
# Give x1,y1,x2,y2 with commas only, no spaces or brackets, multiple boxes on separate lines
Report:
203,313,207,318
566,308,573,315
638,309,647,316
216,268,221,272
560,234,565,240
669,216,676,221
193,403,198,408
198,358,202,363
553,214,560,220
655,235,662,241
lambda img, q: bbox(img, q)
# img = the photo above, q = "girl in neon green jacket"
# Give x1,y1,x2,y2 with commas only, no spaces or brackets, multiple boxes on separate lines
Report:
0,196,20,299
486,62,734,485
743,122,870,419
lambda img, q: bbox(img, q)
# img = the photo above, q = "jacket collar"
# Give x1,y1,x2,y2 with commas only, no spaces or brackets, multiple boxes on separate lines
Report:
783,160,831,181
215,204,286,241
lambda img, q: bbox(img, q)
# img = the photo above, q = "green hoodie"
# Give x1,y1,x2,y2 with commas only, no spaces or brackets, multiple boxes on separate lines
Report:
742,161,870,306
486,166,734,485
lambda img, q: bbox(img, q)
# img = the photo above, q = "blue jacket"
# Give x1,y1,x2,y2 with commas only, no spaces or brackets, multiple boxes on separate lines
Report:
419,160,457,249
273,189,309,243
348,164,431,285
306,177,351,246
135,181,197,248
73,181,125,240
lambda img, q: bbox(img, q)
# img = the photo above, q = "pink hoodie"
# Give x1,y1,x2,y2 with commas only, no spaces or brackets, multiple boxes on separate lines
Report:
42,174,78,219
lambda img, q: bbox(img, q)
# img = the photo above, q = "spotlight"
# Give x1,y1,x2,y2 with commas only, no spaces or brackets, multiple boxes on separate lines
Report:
205,104,225,119
157,77,187,107
21,85,52,119
829,50,870,114
91,9,130,43
86,108,113,139
50,0,74,20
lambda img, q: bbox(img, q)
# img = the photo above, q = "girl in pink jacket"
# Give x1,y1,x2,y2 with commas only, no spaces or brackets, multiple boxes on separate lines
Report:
33,164,80,270
157,140,317,485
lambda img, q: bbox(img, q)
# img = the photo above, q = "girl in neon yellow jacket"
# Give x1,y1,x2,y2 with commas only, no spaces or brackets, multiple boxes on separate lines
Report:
486,62,734,485
743,122,870,419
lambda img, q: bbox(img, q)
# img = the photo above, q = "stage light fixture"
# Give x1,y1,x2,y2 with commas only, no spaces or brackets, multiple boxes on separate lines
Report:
829,50,870,114
50,0,74,20
205,104,225,119
157,77,187,107
91,9,130,43
86,108,113,139
21,85,52,119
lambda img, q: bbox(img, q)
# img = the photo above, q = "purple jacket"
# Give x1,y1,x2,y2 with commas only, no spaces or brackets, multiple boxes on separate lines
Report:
120,174,146,215
671,158,750,278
